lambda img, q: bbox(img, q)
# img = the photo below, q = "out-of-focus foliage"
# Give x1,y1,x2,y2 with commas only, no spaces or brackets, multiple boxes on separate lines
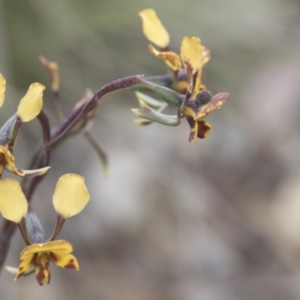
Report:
2,0,300,299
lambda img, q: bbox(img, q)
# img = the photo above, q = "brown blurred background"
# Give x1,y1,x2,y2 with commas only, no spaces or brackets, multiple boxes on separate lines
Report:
1,0,300,299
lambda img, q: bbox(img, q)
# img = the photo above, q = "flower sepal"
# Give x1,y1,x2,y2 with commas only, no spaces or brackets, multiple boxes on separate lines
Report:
131,106,180,126
148,45,181,71
0,115,20,147
0,178,28,224
25,208,46,244
52,173,90,219
6,164,51,178
135,91,165,109
139,79,184,108
133,91,169,126
16,83,45,122
5,265,34,277
139,8,170,49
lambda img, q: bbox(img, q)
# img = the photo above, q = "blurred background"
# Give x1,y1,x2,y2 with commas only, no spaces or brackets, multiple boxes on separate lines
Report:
1,0,300,299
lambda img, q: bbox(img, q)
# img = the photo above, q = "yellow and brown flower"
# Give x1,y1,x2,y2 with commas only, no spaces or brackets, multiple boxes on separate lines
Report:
16,240,79,285
0,174,90,285
137,9,229,142
0,74,49,176
139,8,210,94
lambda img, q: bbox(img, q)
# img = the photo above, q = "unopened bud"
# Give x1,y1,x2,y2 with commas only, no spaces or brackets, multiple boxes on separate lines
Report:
0,115,19,146
25,208,46,244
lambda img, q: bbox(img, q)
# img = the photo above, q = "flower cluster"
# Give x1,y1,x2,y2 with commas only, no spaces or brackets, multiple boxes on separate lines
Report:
0,60,141,285
0,72,93,285
132,9,229,142
0,8,228,286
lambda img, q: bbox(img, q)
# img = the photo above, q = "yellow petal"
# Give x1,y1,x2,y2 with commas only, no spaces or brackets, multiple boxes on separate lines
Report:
15,255,34,280
191,47,210,97
149,44,181,71
0,74,6,108
20,240,73,260
0,178,28,223
50,252,79,270
34,252,51,285
52,174,90,218
139,9,169,48
17,83,45,122
180,37,202,74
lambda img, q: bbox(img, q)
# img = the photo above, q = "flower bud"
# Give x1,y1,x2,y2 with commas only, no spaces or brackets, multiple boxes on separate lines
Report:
0,115,19,146
25,208,46,244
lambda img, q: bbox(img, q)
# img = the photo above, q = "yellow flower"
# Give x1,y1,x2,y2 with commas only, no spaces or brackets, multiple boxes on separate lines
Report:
178,38,228,142
138,9,228,142
0,74,48,176
0,174,90,285
139,9,210,95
